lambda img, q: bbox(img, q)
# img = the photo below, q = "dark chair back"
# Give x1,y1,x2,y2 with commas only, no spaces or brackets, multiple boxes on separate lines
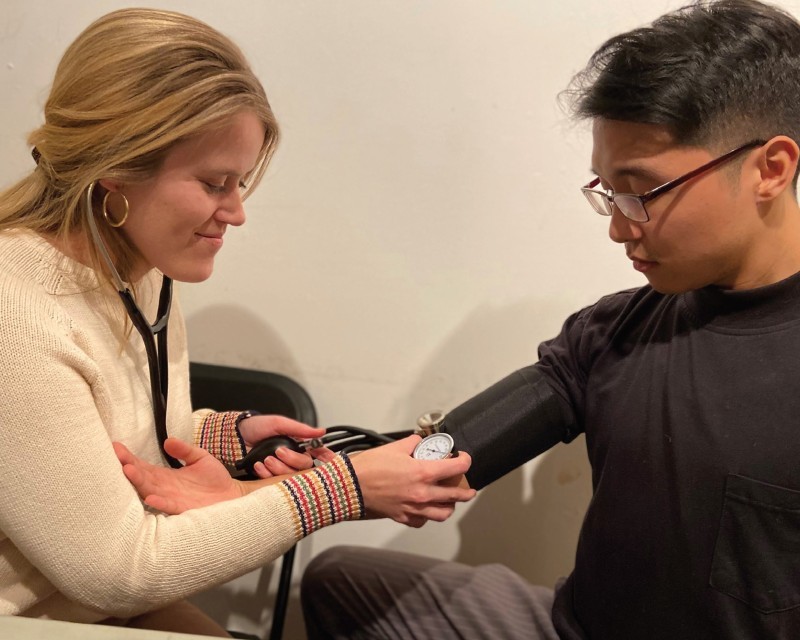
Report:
189,361,315,640
189,362,316,426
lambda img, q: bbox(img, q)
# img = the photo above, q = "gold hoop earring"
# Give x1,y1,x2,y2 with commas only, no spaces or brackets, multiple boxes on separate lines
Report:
102,191,129,228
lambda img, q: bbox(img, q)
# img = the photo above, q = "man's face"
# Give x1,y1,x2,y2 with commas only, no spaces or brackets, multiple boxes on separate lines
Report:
590,118,763,293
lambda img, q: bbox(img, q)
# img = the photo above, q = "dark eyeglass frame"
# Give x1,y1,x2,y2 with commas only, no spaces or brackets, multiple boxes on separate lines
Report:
581,140,767,222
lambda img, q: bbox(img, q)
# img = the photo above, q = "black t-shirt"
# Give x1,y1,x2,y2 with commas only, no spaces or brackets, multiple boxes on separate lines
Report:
537,272,800,639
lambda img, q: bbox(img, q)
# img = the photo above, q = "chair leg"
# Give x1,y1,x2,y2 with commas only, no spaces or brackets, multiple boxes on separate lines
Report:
268,545,297,640
229,632,261,640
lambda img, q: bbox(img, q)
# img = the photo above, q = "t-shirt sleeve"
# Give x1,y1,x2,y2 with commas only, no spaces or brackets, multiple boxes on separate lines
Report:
535,288,640,437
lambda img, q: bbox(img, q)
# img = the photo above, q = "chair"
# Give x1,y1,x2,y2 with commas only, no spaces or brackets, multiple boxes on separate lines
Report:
189,361,317,640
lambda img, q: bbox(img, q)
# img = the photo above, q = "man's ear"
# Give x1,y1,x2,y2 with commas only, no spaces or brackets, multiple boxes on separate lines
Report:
755,136,799,202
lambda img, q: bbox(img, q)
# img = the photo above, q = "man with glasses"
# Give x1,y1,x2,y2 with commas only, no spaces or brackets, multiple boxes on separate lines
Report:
301,0,800,638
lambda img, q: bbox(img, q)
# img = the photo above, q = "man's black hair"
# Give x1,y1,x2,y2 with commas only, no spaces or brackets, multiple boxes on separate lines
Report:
567,0,800,153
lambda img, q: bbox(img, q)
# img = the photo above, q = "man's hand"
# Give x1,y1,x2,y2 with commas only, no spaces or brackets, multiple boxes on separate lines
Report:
114,437,245,514
237,415,336,478
350,435,477,528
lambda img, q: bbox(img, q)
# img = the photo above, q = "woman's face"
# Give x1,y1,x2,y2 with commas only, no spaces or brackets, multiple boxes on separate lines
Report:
103,109,265,283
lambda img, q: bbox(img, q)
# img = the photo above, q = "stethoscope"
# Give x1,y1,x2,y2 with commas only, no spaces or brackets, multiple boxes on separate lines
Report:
85,181,437,476
85,182,181,468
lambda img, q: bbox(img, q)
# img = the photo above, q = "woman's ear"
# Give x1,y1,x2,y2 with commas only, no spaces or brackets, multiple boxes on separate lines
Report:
755,136,799,202
97,178,122,193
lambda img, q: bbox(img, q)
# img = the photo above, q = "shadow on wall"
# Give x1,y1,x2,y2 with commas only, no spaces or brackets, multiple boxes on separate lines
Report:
455,437,592,588
371,440,593,591
184,303,307,383
383,295,582,432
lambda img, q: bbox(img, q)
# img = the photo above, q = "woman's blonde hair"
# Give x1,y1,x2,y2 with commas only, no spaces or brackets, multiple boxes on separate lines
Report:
0,8,279,283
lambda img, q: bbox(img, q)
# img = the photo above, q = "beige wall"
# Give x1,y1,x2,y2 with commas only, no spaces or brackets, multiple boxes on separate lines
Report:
5,1,799,636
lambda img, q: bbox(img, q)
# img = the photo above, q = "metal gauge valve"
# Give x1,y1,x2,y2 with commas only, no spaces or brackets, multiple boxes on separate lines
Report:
416,410,446,437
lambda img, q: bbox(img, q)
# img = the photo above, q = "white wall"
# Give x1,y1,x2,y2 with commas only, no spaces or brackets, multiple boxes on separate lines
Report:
4,1,800,637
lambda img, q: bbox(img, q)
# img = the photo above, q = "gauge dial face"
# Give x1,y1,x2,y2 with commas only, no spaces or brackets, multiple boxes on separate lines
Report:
412,432,455,460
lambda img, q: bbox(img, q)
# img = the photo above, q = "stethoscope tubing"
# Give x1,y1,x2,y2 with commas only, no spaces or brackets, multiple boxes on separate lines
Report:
85,181,180,467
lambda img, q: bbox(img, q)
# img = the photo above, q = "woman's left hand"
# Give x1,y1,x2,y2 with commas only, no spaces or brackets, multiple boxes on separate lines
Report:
237,414,336,478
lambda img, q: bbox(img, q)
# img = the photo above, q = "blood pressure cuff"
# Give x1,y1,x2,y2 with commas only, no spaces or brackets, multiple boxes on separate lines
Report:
441,365,574,490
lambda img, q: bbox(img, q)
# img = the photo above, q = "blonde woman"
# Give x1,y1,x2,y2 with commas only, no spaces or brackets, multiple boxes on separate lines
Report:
0,9,474,636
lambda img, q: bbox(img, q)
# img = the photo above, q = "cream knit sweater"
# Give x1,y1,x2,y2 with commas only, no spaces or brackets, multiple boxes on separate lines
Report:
0,229,353,622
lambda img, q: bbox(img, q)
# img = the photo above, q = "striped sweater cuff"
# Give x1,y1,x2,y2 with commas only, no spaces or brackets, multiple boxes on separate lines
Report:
195,411,249,465
278,453,365,538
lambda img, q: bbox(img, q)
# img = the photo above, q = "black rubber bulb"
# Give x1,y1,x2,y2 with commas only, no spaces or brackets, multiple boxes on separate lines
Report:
234,436,303,480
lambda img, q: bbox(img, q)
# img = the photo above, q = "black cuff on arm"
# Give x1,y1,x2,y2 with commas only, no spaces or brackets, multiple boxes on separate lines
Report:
441,365,573,490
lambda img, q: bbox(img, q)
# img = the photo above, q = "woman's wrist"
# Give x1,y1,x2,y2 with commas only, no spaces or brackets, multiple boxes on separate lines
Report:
277,453,365,538
196,410,253,464
237,474,289,495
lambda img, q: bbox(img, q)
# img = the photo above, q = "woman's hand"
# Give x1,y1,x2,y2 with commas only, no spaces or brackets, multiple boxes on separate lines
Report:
115,433,477,528
114,437,244,514
237,414,336,478
350,435,477,528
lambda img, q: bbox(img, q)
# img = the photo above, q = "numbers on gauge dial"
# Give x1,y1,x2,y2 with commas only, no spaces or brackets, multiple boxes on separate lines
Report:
412,432,455,460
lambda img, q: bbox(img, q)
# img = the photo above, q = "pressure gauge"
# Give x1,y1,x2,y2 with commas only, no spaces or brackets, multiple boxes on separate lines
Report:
412,432,455,460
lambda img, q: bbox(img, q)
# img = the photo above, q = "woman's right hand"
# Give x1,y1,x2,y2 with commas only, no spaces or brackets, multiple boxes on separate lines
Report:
350,435,477,528
114,437,245,514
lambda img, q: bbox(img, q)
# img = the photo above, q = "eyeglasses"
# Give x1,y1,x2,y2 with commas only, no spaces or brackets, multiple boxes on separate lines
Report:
581,140,766,222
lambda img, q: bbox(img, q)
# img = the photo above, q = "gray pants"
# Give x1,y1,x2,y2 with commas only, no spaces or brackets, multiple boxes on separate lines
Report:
301,545,560,639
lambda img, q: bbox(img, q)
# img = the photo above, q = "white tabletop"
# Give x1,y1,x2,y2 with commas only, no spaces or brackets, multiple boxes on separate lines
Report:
0,616,215,640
